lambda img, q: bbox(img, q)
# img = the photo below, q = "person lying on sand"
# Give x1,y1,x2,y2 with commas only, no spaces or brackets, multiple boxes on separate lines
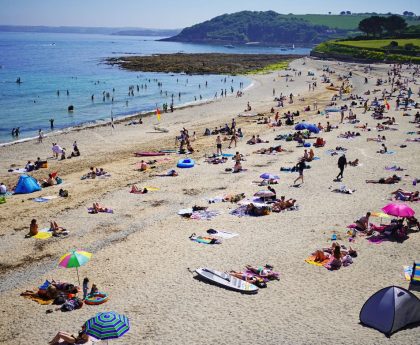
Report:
139,160,148,171
272,196,296,212
91,202,110,213
348,159,359,167
312,243,357,269
229,271,267,288
245,203,270,216
367,135,386,142
391,189,420,202
48,325,90,345
245,265,279,280
366,175,401,184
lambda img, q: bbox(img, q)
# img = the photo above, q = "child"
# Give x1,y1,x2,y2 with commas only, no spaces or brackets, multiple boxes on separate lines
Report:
82,278,89,300
89,283,98,296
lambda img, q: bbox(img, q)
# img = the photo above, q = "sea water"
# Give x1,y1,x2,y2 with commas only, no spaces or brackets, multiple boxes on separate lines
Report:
0,32,311,143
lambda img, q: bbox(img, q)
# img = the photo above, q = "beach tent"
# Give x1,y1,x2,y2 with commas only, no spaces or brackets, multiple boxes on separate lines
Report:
14,174,41,194
360,286,420,335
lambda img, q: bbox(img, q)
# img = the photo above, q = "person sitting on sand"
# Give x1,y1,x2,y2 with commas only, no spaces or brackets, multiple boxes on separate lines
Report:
377,143,388,154
355,212,371,232
167,169,178,177
25,219,38,237
0,182,7,195
366,175,401,184
247,135,257,145
87,167,96,179
42,173,55,187
406,216,420,231
50,221,68,236
308,148,315,161
233,160,243,173
48,326,90,345
139,160,148,171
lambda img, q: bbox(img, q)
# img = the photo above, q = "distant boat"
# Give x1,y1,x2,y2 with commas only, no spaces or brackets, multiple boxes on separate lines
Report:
224,45,235,49
245,42,260,45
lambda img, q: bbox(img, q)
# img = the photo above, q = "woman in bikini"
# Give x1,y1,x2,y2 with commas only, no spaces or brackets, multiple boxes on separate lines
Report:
49,326,90,345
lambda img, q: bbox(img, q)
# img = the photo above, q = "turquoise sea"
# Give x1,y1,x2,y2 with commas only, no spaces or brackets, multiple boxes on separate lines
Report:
0,32,311,143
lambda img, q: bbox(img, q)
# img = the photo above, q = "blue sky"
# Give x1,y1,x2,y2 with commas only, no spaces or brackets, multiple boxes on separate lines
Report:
1,0,419,28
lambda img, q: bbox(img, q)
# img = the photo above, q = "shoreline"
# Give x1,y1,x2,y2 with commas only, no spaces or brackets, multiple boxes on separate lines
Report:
0,80,256,148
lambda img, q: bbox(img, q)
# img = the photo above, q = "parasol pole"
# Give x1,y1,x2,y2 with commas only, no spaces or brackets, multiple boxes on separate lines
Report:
76,266,80,286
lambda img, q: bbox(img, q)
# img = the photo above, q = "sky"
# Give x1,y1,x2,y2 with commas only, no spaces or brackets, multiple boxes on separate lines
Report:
0,0,419,29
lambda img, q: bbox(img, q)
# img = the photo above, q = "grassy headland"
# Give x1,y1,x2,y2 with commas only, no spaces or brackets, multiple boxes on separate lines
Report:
107,53,299,75
312,38,420,64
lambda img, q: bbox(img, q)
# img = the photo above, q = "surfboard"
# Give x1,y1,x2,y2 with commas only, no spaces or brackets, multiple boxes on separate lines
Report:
238,113,258,117
195,268,258,294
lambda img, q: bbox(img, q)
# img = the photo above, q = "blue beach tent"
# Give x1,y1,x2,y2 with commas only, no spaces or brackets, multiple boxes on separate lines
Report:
360,286,420,336
14,174,41,194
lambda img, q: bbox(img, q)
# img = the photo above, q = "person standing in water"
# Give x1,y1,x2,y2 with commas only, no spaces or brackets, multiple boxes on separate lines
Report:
50,119,54,129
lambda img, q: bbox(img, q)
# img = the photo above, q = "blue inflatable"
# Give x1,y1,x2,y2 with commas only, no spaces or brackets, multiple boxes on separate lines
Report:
304,143,311,148
14,174,41,194
177,158,195,168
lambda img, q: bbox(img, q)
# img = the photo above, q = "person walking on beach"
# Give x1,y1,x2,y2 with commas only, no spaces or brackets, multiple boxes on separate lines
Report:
340,109,344,123
216,136,222,155
38,129,43,143
293,159,306,185
336,154,347,181
228,131,238,149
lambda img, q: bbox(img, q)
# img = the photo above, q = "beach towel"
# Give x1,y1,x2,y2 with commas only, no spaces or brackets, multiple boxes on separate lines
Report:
305,255,330,267
88,208,114,214
207,229,238,239
404,265,412,281
190,235,221,244
9,168,27,174
367,235,387,244
21,292,53,305
34,231,52,239
190,210,220,220
33,195,58,202
384,151,395,155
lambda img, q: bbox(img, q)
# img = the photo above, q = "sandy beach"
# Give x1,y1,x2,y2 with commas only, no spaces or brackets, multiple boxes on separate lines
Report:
0,57,419,345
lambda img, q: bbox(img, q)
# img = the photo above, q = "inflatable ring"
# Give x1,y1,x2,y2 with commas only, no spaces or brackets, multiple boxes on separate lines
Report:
84,292,109,305
177,158,195,168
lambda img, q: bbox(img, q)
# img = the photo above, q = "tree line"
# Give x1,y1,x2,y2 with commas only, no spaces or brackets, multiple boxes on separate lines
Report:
358,15,407,37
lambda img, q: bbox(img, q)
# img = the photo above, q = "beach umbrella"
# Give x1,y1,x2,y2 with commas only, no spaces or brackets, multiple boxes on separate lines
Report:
306,124,320,134
58,250,92,285
371,211,391,223
381,203,415,218
294,123,308,131
85,311,130,344
254,190,275,200
260,173,280,180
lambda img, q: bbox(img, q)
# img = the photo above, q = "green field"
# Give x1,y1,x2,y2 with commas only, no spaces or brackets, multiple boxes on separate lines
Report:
289,14,419,30
336,38,420,49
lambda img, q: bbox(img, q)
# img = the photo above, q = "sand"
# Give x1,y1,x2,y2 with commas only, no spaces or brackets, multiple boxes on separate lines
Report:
0,58,419,345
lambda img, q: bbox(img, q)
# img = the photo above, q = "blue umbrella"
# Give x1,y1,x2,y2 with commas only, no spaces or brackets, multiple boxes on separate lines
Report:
306,124,320,134
294,123,308,131
260,173,280,180
85,311,130,344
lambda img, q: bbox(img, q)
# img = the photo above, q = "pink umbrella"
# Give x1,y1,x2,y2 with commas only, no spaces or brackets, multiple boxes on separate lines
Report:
381,203,415,218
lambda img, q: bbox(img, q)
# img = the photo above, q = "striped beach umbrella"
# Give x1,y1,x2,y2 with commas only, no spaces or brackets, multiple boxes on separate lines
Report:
58,250,92,285
85,311,130,343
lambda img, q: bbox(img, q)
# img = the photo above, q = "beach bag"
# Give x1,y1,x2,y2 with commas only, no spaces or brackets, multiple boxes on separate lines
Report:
0,196,5,204
55,177,63,184
59,189,68,197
